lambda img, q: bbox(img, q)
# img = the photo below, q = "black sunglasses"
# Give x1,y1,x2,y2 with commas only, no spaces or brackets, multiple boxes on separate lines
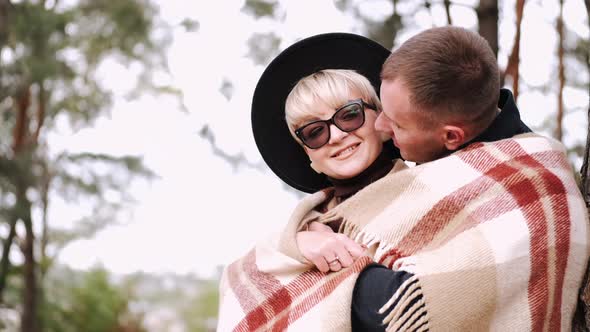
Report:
294,99,377,149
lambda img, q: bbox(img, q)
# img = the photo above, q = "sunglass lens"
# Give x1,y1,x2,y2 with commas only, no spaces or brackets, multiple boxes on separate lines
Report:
335,103,364,131
301,122,329,148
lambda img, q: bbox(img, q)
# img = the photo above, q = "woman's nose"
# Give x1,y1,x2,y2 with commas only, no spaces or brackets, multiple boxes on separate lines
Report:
328,124,348,144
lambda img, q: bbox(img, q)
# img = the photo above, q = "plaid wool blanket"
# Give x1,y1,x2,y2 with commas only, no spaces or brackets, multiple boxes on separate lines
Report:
217,133,590,331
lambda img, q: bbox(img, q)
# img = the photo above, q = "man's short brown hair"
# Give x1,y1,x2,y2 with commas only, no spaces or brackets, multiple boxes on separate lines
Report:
381,26,500,127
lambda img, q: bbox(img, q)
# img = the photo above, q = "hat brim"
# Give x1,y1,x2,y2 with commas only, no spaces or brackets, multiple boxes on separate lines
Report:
251,33,397,193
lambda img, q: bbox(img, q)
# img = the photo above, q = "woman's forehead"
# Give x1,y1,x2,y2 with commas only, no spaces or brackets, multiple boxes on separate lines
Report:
296,93,363,122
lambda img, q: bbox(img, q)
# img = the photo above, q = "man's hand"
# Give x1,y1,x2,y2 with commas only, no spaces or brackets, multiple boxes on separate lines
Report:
297,222,365,273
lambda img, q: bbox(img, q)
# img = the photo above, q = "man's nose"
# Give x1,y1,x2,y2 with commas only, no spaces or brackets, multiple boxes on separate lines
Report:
375,113,390,134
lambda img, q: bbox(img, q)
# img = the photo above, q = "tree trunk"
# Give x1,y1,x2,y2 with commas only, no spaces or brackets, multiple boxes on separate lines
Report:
0,0,10,49
13,86,31,154
12,75,38,332
576,104,590,332
33,84,46,143
366,0,401,51
443,0,452,25
476,0,499,58
40,162,49,278
18,180,37,332
574,2,590,330
555,0,565,141
0,214,17,303
583,0,590,181
503,0,525,101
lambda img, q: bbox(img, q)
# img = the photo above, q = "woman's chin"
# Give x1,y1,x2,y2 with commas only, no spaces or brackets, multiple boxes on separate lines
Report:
325,165,365,180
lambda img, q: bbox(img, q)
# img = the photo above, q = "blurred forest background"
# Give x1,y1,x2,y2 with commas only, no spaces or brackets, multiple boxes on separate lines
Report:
0,0,589,331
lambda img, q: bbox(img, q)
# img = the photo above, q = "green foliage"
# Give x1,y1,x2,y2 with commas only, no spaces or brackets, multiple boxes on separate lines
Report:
180,18,200,32
333,0,352,11
0,0,174,329
246,32,281,66
74,0,158,65
183,280,220,332
1,0,168,131
365,9,402,51
41,267,146,332
241,0,278,19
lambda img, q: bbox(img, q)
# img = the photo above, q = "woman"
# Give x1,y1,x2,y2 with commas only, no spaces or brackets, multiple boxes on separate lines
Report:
250,32,403,274
284,68,402,273
218,32,402,331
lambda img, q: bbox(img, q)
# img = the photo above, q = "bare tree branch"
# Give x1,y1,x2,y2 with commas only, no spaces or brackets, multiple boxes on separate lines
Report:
39,162,50,278
443,0,452,25
32,83,46,144
502,0,525,101
198,125,265,172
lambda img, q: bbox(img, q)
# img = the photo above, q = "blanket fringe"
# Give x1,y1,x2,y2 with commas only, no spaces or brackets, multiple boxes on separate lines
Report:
379,275,419,314
385,298,427,332
379,275,429,332
406,309,429,332
333,215,382,249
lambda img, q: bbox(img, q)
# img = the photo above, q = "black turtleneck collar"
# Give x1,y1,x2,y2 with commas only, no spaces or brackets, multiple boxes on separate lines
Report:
460,88,531,150
327,147,394,200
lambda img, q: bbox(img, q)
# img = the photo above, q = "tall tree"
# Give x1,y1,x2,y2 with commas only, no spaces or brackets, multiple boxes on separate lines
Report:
0,0,169,330
334,0,402,50
443,0,452,25
575,1,590,331
555,0,565,141
503,0,525,101
476,0,499,57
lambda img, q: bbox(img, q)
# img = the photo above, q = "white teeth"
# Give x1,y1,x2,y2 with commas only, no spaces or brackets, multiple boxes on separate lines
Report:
335,144,358,157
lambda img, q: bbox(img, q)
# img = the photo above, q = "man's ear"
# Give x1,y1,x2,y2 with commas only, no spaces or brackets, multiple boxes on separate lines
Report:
441,125,466,151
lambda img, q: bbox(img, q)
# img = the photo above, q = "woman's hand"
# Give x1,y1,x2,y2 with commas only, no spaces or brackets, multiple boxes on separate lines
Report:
297,222,365,273
307,221,334,233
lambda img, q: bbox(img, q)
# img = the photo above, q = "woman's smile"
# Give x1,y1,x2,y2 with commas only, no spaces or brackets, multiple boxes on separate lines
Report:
332,143,361,159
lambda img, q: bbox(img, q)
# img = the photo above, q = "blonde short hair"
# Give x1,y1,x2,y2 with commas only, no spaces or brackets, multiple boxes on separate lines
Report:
285,69,381,139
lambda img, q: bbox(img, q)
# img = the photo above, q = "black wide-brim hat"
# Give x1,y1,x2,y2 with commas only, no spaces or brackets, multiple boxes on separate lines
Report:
251,32,398,193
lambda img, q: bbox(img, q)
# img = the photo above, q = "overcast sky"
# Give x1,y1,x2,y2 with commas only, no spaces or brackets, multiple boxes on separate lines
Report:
45,0,590,279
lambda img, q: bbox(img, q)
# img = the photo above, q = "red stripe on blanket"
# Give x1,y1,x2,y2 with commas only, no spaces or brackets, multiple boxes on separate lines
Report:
516,151,571,331
505,172,550,332
464,142,549,330
227,249,269,329
386,139,534,255
234,256,372,331
273,256,372,330
378,248,406,269
390,164,500,255
380,139,570,330
467,140,570,331
230,248,294,331
242,248,292,331
437,150,571,245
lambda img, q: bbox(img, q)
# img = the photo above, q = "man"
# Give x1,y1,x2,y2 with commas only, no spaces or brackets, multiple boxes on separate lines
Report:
218,28,588,332
351,26,589,331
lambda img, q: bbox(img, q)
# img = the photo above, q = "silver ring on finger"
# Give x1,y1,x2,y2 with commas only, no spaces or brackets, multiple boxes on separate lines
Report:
328,256,340,265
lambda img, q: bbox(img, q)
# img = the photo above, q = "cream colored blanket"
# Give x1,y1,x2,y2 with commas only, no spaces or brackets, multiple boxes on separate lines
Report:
218,133,590,331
